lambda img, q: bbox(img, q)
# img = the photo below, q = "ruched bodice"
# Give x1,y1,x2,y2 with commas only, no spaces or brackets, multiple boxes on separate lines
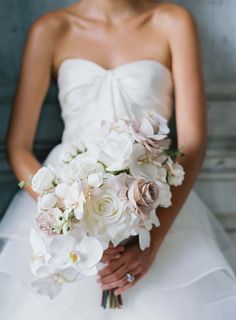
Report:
57,58,174,143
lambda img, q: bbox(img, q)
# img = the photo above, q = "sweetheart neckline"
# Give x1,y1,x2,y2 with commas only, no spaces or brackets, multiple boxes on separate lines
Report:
57,57,172,78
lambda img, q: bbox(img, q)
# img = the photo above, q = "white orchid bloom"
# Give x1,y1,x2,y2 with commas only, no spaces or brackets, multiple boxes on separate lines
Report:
48,234,103,275
29,228,51,276
31,267,79,300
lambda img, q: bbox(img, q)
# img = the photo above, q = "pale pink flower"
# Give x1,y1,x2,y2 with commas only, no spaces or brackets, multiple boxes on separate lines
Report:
128,177,159,217
36,212,57,238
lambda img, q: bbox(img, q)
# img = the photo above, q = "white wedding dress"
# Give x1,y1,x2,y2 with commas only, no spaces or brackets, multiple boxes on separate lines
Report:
1,58,236,320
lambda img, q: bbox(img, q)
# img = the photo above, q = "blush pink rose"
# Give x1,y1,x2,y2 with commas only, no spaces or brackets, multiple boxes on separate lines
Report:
128,177,159,217
36,212,57,238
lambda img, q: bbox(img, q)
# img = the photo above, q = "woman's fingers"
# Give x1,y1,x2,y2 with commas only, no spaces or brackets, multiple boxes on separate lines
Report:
103,245,124,255
100,265,141,290
100,264,128,285
114,273,142,295
101,253,121,262
101,274,127,290
98,258,124,278
100,245,125,262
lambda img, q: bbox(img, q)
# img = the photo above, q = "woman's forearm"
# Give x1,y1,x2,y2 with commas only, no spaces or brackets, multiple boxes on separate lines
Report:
6,144,42,200
150,145,206,252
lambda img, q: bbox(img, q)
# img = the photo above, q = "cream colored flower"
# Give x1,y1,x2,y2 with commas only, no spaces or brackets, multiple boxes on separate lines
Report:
32,166,57,195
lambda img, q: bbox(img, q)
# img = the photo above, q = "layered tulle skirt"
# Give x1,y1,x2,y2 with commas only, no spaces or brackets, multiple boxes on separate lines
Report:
1,143,236,320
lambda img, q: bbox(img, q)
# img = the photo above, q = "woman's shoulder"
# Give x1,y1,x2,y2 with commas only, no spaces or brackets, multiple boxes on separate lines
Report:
152,2,196,29
27,8,72,42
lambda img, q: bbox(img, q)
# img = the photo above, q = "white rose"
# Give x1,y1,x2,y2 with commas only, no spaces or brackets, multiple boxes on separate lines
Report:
32,166,57,195
83,175,138,247
63,153,104,183
94,132,133,172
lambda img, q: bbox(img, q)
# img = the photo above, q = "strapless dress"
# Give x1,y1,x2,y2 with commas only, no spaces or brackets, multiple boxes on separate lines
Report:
1,58,236,320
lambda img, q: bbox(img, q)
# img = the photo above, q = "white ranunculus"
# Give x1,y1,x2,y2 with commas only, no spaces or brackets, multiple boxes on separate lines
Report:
83,174,138,248
38,193,57,210
32,166,57,195
94,132,133,172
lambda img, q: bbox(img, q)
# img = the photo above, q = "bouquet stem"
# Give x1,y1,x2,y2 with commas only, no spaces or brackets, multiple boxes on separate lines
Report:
101,289,123,309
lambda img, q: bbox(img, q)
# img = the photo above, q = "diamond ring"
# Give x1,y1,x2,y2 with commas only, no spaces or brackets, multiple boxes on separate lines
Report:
126,273,135,283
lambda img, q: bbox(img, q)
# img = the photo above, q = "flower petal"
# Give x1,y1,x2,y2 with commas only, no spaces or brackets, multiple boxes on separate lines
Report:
138,228,151,250
77,236,103,269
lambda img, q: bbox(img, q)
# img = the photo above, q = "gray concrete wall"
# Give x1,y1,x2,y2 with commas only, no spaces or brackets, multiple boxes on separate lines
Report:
0,1,236,230
172,0,236,230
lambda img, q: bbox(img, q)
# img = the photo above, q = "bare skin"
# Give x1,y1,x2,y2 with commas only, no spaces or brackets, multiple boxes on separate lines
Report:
5,0,207,295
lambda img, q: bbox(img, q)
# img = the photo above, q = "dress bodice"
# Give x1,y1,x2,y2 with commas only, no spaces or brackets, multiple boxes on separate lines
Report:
57,58,174,143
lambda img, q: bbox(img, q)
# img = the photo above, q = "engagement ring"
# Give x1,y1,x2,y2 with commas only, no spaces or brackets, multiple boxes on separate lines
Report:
126,273,135,283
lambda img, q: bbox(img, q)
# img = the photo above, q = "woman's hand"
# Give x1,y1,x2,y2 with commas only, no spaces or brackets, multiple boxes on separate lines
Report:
98,238,157,296
101,243,125,263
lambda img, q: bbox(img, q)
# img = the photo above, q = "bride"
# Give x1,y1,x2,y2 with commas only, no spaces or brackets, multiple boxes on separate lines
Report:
1,0,236,319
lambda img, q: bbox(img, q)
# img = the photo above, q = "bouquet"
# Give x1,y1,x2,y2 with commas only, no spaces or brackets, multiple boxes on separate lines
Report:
28,113,185,307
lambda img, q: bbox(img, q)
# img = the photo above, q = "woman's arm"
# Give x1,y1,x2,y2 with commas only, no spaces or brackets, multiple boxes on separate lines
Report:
5,15,59,199
149,5,207,253
98,5,207,295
